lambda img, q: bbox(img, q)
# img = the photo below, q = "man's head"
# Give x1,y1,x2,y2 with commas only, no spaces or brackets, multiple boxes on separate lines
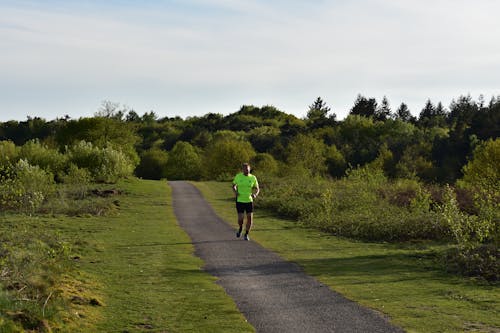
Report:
242,163,251,175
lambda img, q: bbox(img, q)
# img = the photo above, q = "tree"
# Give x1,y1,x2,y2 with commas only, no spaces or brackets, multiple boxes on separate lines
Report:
470,97,500,140
418,99,435,127
366,143,394,176
306,97,335,129
395,103,415,123
126,110,141,122
165,141,202,180
286,134,326,176
204,138,256,180
418,99,447,128
252,153,279,176
95,100,125,120
395,143,435,180
337,115,379,167
325,145,347,178
135,148,168,180
350,95,377,118
374,96,392,121
142,111,159,125
460,138,500,193
247,126,281,153
448,95,477,128
431,96,478,183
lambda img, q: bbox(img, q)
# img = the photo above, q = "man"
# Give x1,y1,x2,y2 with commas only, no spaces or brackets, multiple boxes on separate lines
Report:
232,163,260,241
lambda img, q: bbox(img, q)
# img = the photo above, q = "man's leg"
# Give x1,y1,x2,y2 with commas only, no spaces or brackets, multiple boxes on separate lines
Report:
244,212,253,236
236,213,244,237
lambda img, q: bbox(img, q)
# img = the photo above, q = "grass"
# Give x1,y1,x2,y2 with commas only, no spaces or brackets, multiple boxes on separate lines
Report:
1,178,253,332
194,181,500,333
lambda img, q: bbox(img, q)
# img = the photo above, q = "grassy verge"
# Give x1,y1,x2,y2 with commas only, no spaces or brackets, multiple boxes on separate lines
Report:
194,181,500,333
1,178,253,332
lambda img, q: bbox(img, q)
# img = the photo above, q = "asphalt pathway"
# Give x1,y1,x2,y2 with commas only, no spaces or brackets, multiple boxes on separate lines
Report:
169,181,405,333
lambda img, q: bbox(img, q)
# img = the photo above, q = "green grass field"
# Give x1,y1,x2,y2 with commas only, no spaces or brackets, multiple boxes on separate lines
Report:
1,178,253,332
194,181,500,333
2,178,498,332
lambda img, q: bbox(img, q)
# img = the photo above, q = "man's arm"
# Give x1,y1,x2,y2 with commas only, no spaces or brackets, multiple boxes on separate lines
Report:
252,184,260,199
232,183,238,198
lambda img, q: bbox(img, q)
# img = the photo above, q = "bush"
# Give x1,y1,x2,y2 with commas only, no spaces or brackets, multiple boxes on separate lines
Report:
460,138,500,194
438,184,499,281
0,160,55,214
325,145,347,178
57,164,92,199
204,138,256,180
252,153,278,177
67,141,135,183
458,138,499,247
0,140,18,167
445,245,499,282
309,169,444,241
286,134,326,176
260,166,446,242
19,139,67,176
135,149,168,180
165,141,202,180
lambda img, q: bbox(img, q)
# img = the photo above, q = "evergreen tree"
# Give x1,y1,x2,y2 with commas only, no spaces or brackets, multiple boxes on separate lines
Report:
419,101,447,127
306,97,335,129
375,96,392,121
350,95,377,118
395,103,415,123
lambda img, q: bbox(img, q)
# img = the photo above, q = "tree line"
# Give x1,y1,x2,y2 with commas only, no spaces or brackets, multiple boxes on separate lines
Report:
1,94,498,183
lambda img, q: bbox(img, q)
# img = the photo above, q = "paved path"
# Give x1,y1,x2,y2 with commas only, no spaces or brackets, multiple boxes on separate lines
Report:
169,181,404,333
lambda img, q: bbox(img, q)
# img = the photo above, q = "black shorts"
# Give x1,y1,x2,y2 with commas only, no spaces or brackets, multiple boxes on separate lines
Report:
236,201,254,214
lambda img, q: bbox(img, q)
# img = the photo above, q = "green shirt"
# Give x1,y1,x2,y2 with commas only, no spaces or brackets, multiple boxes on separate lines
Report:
232,172,259,203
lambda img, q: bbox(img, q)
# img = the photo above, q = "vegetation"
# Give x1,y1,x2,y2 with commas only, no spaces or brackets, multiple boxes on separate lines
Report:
194,181,500,333
256,151,498,281
0,94,498,329
1,179,252,332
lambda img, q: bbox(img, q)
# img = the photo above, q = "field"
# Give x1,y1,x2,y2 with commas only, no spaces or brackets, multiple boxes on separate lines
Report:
1,177,498,332
194,181,500,333
1,179,252,332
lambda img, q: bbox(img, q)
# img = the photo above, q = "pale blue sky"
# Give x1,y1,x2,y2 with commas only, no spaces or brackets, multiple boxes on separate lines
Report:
1,0,499,121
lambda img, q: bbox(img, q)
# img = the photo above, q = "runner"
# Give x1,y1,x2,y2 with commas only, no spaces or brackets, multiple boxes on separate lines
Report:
232,163,259,241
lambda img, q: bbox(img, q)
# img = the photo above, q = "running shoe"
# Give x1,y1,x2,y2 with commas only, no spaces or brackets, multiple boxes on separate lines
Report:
236,231,241,238
244,234,250,241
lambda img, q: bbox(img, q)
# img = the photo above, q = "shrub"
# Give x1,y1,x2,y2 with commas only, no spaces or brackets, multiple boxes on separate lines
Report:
67,141,135,183
445,245,499,282
165,141,202,180
285,134,326,176
252,153,278,177
458,138,499,247
325,145,347,178
0,140,19,166
438,185,498,281
0,160,55,214
260,167,445,242
135,148,168,180
204,138,256,180
58,164,92,199
19,139,67,176
460,138,500,194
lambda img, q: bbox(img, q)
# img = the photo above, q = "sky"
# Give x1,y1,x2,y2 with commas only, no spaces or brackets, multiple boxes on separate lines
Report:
0,0,499,122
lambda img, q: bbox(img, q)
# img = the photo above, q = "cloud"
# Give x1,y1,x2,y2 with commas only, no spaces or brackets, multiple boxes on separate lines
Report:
0,0,499,120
